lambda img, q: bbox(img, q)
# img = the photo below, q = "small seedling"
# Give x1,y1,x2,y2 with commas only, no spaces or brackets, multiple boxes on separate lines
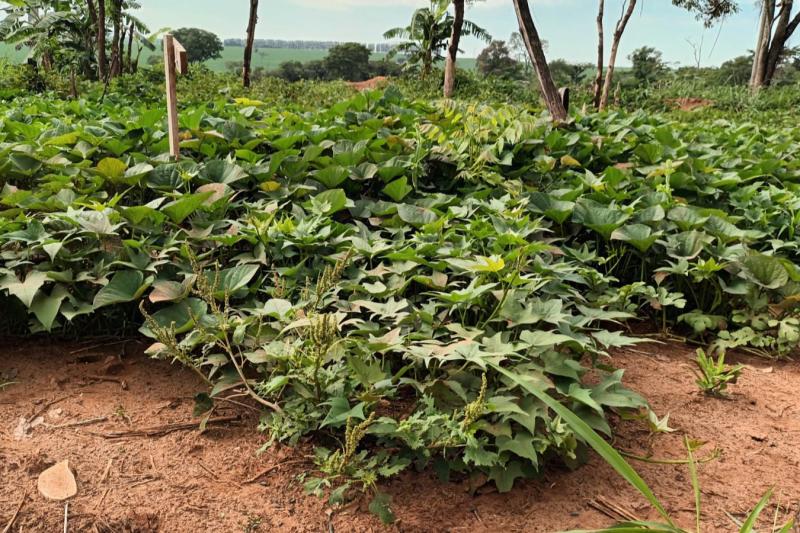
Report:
647,409,676,435
112,404,132,424
694,348,743,397
241,515,262,533
0,378,16,391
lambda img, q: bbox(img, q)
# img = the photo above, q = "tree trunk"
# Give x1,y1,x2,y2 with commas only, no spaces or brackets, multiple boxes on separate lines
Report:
126,20,134,73
764,1,800,86
511,0,567,122
243,0,259,88
443,0,464,98
750,0,774,91
109,0,122,78
86,0,98,78
69,69,78,99
95,0,107,80
599,0,636,110
118,24,128,73
592,0,605,109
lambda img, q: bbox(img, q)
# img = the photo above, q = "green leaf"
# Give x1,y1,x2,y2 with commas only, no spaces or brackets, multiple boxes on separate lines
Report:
529,192,574,224
320,397,365,428
30,284,69,331
205,264,259,299
611,224,661,253
314,166,349,188
162,191,213,224
488,461,526,493
140,298,208,336
96,157,128,180
664,231,711,260
488,362,674,526
368,492,395,524
9,153,41,173
199,160,249,184
0,271,49,308
93,270,148,309
397,203,437,226
382,177,413,202
193,392,214,416
738,254,789,290
310,189,347,215
573,201,629,241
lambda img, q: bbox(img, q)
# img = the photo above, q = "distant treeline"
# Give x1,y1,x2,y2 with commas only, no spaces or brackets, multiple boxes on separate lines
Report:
223,39,393,53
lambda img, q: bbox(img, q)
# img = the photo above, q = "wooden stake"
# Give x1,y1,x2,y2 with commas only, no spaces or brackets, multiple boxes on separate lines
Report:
163,33,180,159
173,40,188,75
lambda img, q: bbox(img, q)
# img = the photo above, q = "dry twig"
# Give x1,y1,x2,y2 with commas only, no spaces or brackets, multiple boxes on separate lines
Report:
244,459,308,484
2,492,26,533
88,415,240,439
46,416,109,430
587,496,639,521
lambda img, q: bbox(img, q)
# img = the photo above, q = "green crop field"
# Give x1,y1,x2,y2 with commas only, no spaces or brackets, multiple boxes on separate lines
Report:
5,0,800,529
0,43,477,73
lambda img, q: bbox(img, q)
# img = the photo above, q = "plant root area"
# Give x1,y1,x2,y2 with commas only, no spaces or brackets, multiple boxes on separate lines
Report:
1,338,799,532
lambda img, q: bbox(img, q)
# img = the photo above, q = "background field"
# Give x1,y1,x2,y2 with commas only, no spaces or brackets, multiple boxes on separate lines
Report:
0,43,477,72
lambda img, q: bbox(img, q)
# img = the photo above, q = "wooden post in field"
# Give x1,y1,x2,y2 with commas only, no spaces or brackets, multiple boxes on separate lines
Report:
163,33,187,160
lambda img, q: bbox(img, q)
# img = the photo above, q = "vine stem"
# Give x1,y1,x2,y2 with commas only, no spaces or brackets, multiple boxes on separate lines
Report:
619,449,720,465
225,335,283,413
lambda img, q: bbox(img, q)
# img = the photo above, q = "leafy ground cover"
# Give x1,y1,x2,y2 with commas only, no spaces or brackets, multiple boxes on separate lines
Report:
2,81,800,520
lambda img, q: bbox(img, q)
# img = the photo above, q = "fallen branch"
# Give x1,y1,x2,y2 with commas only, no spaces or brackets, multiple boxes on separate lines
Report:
84,376,128,390
587,496,639,522
30,394,78,421
244,459,308,484
46,416,109,430
2,492,26,533
100,459,113,483
94,488,110,510
619,448,720,465
88,415,240,439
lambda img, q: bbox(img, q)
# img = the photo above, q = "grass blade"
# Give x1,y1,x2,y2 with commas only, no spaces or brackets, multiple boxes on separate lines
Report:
738,488,773,533
685,437,701,533
488,362,675,527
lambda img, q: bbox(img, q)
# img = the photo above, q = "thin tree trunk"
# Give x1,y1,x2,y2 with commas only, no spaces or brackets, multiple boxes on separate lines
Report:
764,1,800,86
443,0,464,98
592,0,605,109
109,0,122,77
119,24,127,73
511,0,567,122
69,68,78,99
126,21,134,74
750,0,775,91
243,0,259,88
86,0,98,78
96,0,107,80
599,0,637,110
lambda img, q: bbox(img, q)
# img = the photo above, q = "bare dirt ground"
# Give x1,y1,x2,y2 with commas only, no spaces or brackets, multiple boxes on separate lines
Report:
349,76,389,91
666,97,714,112
1,337,799,532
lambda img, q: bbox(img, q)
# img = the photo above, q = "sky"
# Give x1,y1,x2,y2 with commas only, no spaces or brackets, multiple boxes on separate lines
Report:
134,0,766,67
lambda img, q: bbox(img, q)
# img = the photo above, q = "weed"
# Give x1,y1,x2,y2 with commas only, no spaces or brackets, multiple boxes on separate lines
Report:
693,348,743,397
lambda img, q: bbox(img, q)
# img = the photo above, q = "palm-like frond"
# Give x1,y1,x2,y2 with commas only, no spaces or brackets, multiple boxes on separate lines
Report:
383,26,410,40
462,20,492,43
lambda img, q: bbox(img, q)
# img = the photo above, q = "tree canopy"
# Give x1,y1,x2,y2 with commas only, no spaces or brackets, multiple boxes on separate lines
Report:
171,27,223,63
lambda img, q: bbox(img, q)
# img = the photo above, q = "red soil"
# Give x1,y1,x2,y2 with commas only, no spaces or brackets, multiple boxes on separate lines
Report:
1,338,798,532
349,77,390,91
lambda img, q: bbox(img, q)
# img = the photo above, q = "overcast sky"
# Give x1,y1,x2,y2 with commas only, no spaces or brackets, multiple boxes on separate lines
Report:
35,1,772,66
